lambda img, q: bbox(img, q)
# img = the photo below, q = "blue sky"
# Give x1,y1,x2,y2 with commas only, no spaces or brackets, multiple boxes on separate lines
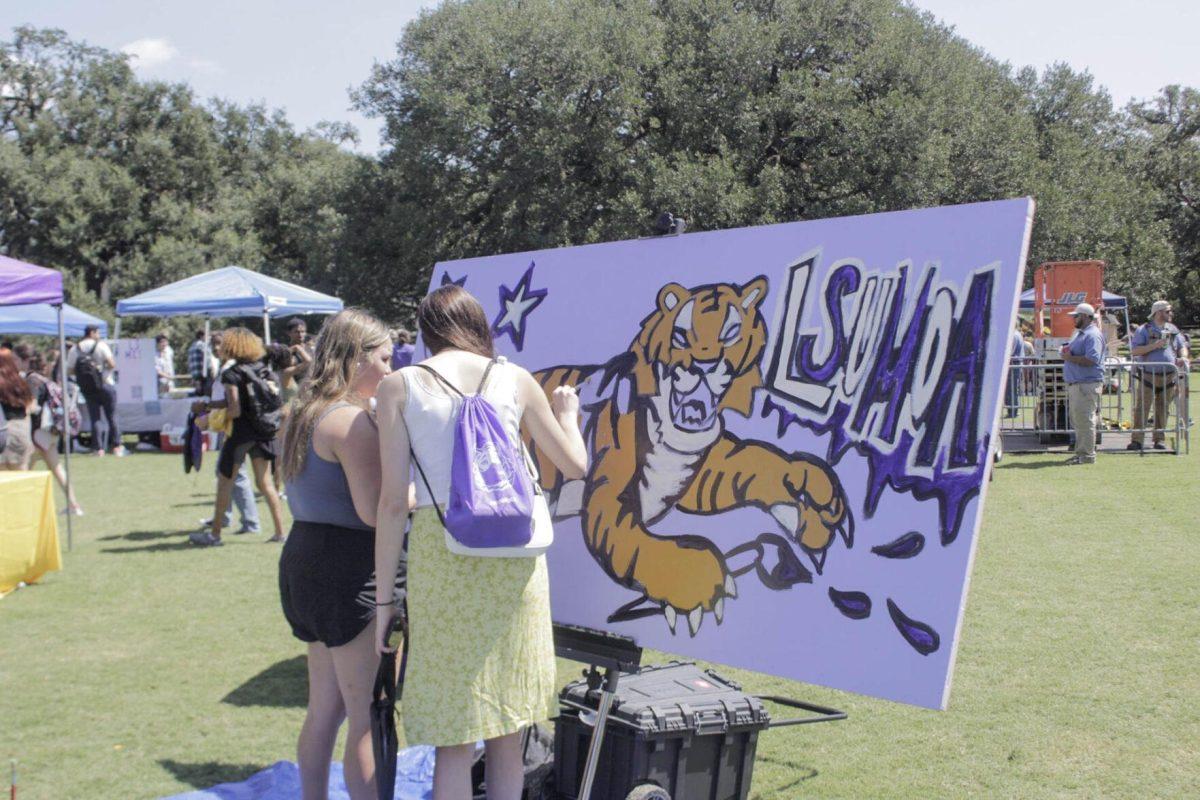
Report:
5,1,1197,155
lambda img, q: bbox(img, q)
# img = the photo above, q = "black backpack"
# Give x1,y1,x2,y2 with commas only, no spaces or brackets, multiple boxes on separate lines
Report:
74,342,105,396
230,361,282,439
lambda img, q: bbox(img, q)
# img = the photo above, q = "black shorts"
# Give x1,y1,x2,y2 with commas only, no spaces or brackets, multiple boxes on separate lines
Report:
279,520,407,648
217,435,277,479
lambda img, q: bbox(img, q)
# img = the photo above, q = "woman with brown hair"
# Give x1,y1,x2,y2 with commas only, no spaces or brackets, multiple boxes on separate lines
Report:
278,309,399,800
24,351,84,514
373,285,587,800
190,328,286,546
0,348,34,470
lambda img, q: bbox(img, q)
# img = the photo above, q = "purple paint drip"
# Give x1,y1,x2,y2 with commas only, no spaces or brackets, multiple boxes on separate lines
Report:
886,599,940,655
871,531,926,559
763,267,996,545
828,587,872,620
765,396,988,546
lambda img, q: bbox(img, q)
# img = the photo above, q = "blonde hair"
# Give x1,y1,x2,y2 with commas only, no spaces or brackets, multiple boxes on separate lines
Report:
279,308,391,481
220,327,266,363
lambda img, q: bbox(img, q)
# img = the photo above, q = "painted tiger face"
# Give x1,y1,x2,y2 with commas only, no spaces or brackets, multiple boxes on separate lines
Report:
632,277,770,432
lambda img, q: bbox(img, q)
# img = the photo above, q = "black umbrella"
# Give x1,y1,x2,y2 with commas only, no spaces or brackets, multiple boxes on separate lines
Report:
372,615,408,800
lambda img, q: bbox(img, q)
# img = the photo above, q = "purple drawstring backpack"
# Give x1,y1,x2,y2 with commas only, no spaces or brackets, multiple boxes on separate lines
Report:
407,358,552,558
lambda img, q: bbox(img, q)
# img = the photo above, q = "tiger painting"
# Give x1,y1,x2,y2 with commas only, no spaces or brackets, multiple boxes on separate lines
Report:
527,277,852,636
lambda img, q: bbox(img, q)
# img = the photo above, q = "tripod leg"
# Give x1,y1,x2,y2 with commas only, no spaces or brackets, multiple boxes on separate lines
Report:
577,667,620,800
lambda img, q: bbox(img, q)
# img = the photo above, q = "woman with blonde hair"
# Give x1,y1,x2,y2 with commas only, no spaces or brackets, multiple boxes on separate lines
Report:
191,327,286,546
278,309,400,800
374,285,587,800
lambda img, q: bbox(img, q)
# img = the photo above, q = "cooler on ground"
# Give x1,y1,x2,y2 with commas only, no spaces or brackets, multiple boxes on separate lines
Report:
554,661,844,800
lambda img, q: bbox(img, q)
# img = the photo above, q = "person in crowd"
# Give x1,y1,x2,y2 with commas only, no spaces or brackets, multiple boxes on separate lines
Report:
288,317,314,355
187,329,211,395
266,343,301,497
1128,300,1190,451
66,325,126,457
23,351,84,514
278,309,397,800
1005,322,1025,417
288,317,315,381
155,333,176,397
1060,302,1106,465
0,347,34,470
192,328,285,546
196,331,261,537
390,328,415,370
267,343,302,408
373,285,587,800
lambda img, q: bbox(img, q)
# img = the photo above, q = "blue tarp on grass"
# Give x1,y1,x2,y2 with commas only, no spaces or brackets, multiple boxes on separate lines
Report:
161,747,436,800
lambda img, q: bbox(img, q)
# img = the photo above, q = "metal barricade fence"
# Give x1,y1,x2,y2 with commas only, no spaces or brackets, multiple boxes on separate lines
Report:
999,359,1190,454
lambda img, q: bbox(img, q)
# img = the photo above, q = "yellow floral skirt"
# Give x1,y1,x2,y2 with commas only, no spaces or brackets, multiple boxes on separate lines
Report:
402,508,558,747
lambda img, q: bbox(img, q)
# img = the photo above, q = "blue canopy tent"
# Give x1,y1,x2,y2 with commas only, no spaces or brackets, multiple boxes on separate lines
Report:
0,303,108,338
1019,288,1127,309
1019,287,1132,340
116,265,343,323
114,267,344,373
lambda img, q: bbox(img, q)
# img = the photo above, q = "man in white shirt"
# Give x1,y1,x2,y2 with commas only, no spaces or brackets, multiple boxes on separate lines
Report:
155,334,176,396
66,325,126,457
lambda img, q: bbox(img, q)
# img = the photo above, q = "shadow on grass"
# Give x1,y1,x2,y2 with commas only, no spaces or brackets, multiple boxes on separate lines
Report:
100,534,197,554
159,759,268,790
222,656,307,708
996,460,1070,471
753,755,819,797
98,529,192,543
172,500,216,508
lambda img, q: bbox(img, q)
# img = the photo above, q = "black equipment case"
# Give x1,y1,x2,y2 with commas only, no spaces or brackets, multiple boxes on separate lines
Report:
554,661,844,800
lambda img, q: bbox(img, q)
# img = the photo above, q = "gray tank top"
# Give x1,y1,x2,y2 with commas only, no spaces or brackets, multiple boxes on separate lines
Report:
285,403,372,530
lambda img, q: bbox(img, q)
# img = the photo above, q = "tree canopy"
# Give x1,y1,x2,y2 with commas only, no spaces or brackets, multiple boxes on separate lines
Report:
2,3,1198,326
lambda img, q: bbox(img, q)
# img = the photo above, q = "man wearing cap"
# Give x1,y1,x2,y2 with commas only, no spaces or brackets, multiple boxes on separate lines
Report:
1128,300,1190,450
1059,302,1106,464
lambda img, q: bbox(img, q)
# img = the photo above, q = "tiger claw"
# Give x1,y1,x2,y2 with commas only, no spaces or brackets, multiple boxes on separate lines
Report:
837,520,853,548
804,546,827,575
664,605,678,633
688,606,703,636
724,574,738,598
713,596,724,623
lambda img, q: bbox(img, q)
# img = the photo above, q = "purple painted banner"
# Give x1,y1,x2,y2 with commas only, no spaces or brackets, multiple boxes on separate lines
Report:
432,199,1034,709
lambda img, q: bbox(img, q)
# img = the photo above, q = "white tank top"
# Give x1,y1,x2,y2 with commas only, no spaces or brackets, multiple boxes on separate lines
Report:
400,358,525,507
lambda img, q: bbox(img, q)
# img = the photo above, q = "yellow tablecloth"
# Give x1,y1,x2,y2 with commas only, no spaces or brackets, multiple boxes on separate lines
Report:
0,471,62,597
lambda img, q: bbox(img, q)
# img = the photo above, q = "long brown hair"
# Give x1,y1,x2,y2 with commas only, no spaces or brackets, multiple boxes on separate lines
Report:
279,309,391,481
417,285,495,357
0,349,32,408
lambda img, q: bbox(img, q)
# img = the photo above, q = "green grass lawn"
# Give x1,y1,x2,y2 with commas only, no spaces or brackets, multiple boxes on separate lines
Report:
2,413,1198,799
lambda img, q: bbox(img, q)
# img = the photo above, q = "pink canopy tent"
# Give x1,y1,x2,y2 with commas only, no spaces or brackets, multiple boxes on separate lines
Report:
0,255,74,548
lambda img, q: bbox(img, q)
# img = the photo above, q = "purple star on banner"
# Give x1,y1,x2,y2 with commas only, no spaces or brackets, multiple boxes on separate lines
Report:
492,262,548,351
440,272,467,287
